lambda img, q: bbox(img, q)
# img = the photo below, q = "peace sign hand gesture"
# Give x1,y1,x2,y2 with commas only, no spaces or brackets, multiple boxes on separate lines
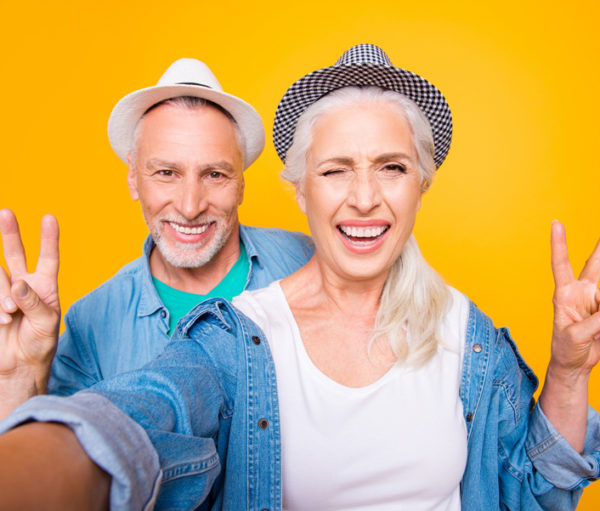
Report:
549,221,600,373
0,209,60,420
539,221,600,452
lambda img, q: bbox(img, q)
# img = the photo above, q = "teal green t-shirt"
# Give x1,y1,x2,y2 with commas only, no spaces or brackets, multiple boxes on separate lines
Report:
152,243,249,335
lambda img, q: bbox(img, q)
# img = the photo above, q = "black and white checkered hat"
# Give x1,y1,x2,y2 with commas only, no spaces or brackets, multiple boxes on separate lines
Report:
273,44,452,169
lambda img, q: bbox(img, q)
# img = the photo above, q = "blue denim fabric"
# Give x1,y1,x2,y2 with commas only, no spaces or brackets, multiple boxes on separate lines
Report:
2,299,599,510
48,226,314,396
459,301,598,509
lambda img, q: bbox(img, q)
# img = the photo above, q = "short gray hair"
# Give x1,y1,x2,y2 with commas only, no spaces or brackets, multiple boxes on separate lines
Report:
130,96,244,165
282,86,436,192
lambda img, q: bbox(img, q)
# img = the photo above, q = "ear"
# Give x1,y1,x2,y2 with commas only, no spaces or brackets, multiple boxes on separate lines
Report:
295,183,306,214
127,154,139,201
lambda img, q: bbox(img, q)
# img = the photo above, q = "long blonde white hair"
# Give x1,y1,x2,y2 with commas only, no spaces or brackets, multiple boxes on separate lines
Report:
282,86,449,367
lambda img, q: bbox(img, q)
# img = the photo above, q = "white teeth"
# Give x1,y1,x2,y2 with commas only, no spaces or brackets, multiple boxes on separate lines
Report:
339,225,387,238
169,222,209,235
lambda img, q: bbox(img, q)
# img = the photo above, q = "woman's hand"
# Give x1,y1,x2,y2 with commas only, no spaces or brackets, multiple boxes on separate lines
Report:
539,220,600,452
0,209,60,420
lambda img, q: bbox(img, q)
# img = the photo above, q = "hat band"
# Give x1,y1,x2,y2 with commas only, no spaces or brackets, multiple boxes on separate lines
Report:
176,81,212,88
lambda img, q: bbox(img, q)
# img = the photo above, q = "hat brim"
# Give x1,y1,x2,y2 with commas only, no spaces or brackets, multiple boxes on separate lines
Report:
108,84,265,170
273,63,452,168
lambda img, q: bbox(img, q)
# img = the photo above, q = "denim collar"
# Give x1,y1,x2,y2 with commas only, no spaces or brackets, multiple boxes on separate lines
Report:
136,225,257,318
137,235,165,318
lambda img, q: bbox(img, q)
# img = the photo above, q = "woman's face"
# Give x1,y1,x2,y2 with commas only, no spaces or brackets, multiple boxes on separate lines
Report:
297,101,423,285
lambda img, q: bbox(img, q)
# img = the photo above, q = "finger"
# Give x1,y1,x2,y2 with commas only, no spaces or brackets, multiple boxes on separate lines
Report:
0,312,12,325
0,209,28,277
35,215,59,278
569,310,600,342
579,236,600,284
0,270,13,322
0,266,17,314
551,220,575,288
11,280,58,336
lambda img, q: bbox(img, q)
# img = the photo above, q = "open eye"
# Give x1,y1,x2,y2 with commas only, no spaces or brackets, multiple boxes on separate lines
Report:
157,169,174,177
382,163,407,174
208,171,225,179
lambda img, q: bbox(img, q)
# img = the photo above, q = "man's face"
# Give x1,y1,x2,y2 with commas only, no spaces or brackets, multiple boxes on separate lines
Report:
127,103,245,269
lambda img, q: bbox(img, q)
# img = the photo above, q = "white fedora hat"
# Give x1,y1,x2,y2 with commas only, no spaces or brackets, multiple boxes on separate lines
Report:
108,58,265,170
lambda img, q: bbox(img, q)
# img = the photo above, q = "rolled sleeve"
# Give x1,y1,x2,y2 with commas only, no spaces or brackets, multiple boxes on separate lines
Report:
0,393,161,511
527,403,600,490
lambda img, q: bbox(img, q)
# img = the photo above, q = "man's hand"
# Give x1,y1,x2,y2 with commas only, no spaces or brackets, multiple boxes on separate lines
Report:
0,209,60,419
539,220,600,452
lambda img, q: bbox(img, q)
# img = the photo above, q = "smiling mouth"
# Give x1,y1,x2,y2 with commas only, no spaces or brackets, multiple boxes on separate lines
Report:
338,225,389,245
168,221,213,235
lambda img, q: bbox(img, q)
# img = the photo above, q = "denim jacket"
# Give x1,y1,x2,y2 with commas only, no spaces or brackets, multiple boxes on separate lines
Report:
48,225,314,396
2,298,599,510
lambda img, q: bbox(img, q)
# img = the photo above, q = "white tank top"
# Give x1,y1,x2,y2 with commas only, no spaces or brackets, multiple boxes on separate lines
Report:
234,282,469,511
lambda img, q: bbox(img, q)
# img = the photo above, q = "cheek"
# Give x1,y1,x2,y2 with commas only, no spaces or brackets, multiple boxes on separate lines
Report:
137,181,178,217
388,184,422,215
137,185,162,209
213,185,243,218
303,180,342,216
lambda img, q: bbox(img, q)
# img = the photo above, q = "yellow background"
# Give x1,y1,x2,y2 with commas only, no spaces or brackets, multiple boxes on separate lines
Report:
1,0,599,506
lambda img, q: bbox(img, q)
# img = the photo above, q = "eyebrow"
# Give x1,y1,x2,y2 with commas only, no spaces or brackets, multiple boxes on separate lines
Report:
373,152,414,163
316,152,414,167
146,159,236,172
316,157,354,167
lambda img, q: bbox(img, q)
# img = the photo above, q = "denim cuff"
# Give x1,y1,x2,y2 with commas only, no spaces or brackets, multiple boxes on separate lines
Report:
0,392,161,510
526,403,600,490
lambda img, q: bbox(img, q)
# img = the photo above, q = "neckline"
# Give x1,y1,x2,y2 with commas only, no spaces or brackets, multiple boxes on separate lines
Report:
272,281,401,394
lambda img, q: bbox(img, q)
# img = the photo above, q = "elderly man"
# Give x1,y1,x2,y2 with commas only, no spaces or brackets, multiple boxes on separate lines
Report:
0,58,313,416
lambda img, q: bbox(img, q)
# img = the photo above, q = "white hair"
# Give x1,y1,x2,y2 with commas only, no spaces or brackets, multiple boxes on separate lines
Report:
282,86,449,367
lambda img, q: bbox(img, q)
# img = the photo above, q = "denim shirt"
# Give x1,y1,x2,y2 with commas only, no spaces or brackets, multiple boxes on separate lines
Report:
3,298,600,510
48,225,314,396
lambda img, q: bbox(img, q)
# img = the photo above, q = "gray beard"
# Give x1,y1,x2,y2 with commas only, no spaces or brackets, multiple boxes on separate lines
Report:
152,224,231,269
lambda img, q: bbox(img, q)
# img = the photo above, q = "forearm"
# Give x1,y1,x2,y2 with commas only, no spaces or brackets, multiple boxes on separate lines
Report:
0,422,110,511
538,362,590,453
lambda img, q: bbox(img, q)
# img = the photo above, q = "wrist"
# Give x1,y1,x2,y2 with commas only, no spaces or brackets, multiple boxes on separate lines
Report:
0,369,48,418
545,359,592,391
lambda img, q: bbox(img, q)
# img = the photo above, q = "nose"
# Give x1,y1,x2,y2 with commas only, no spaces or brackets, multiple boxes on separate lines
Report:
347,171,381,213
177,176,209,220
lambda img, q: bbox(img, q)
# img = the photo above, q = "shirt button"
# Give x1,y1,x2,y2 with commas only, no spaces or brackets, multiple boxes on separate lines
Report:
252,335,261,345
473,344,482,353
466,412,473,422
258,418,269,429
160,310,167,318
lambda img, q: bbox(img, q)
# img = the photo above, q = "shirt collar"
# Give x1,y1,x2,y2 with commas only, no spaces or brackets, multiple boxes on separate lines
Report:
137,235,166,317
137,225,253,316
239,224,260,267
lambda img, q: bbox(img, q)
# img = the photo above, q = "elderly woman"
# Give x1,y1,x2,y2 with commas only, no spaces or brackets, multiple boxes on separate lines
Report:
0,44,599,510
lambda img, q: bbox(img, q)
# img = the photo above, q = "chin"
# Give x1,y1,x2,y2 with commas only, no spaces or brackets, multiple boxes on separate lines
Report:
336,259,394,283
